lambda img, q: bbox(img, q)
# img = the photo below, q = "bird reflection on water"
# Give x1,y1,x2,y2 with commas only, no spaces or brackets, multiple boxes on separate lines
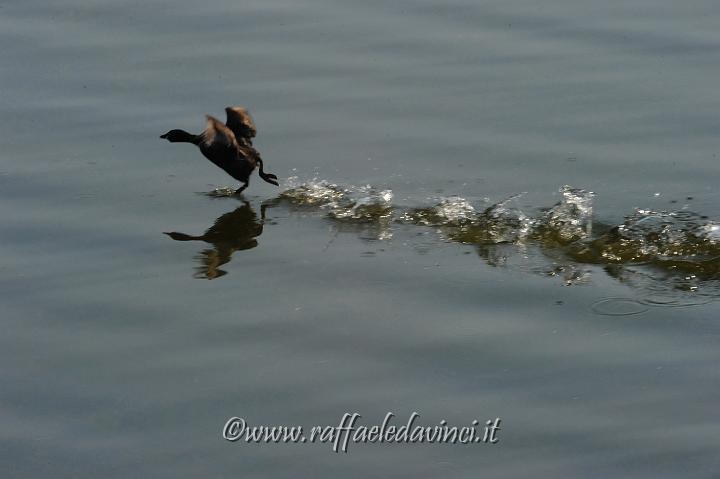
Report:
164,200,266,279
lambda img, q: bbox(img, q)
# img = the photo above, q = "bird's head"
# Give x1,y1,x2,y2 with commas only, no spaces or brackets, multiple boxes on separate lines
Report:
160,129,192,142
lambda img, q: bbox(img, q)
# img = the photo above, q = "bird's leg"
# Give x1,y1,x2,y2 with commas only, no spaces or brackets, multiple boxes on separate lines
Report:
234,181,249,195
257,159,279,186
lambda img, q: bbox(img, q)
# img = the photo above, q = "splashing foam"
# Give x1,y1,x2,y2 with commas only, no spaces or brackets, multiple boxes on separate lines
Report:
580,209,720,267
277,177,394,239
481,192,535,243
329,185,394,222
543,186,595,243
201,187,238,198
433,197,477,225
280,177,348,206
269,178,719,295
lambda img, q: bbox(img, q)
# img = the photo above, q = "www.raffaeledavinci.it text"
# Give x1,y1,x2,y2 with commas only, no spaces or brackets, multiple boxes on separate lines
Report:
223,412,501,453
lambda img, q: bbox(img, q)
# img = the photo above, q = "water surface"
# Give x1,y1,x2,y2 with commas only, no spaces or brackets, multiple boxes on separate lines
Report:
1,1,719,477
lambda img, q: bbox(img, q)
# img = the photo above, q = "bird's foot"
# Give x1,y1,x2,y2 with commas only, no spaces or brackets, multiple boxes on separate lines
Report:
259,172,279,186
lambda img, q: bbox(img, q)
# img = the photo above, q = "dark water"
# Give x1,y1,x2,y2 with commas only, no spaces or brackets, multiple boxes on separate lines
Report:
2,1,719,477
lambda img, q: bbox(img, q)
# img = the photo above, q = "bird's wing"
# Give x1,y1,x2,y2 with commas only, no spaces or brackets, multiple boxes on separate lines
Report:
225,106,257,143
201,115,239,149
199,115,241,166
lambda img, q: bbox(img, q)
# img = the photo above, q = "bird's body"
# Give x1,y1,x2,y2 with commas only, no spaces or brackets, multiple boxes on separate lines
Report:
160,106,278,194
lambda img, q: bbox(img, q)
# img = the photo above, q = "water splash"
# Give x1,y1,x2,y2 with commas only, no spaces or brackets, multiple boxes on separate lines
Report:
613,209,718,261
222,178,720,298
280,177,348,206
402,196,478,227
479,193,535,244
200,187,237,198
328,186,394,222
278,177,394,240
541,186,595,243
567,210,720,279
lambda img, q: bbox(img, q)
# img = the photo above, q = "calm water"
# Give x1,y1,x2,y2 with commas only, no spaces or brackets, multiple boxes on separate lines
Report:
2,1,719,477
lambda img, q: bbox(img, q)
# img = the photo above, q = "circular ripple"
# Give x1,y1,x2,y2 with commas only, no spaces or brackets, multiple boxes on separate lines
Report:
590,298,649,316
639,294,713,308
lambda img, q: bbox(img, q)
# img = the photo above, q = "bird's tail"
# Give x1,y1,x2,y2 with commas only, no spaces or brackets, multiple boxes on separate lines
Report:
257,159,279,186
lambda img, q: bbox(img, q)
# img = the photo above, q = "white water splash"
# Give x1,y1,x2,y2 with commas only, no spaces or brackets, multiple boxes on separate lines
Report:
281,176,348,206
545,185,595,242
432,197,477,225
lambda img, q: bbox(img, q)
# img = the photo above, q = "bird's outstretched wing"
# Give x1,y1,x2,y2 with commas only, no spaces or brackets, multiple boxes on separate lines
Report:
199,115,240,166
225,106,257,144
202,115,239,148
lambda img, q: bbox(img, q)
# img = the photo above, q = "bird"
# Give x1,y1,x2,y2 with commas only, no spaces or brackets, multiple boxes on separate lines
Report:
160,106,278,194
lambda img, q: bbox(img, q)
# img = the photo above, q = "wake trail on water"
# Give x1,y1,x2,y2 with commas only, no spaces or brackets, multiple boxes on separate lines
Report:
202,177,720,302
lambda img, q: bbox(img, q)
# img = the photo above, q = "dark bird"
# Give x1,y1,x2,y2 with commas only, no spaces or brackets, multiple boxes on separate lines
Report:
160,106,278,194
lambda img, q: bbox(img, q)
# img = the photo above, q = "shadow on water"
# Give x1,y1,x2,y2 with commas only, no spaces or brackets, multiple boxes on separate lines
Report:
164,200,265,279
